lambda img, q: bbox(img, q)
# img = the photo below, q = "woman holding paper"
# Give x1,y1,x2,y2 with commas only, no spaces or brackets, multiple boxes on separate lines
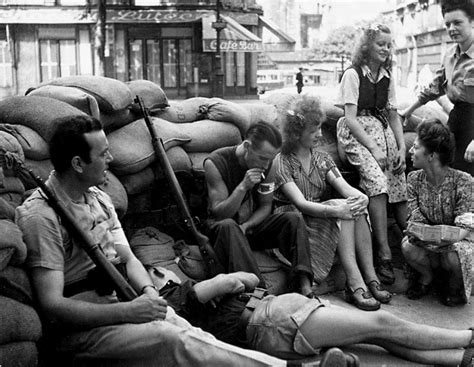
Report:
402,119,473,306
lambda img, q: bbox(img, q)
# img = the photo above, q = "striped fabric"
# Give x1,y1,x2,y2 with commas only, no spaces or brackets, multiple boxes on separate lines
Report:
274,150,341,283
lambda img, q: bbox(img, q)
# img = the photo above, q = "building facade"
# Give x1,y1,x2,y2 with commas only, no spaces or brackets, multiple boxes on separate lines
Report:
0,0,264,99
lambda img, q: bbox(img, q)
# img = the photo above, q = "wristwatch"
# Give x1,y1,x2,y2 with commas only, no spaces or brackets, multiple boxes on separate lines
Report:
140,284,159,294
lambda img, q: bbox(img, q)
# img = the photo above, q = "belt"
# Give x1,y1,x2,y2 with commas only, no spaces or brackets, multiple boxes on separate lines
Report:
238,287,268,329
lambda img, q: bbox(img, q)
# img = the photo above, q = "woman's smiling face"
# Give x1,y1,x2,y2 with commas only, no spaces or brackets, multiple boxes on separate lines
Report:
298,124,322,149
369,31,392,64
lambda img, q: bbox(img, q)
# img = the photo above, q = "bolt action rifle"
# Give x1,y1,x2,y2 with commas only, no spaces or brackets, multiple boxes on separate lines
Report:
134,95,224,278
0,149,138,301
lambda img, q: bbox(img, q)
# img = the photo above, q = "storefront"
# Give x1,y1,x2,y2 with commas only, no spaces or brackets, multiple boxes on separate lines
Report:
0,7,263,98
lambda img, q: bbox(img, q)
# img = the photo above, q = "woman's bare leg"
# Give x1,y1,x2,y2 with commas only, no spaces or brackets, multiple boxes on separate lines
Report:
299,304,471,352
401,239,434,285
368,194,391,260
353,216,378,282
338,219,366,290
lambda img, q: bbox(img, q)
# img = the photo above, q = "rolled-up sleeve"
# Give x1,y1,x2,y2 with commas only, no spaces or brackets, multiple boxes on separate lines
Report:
337,68,359,107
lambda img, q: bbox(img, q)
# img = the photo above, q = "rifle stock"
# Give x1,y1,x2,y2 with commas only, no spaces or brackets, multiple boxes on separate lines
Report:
134,96,224,277
18,162,138,301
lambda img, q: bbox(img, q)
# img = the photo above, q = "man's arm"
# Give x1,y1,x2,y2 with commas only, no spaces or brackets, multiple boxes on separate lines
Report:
204,159,261,220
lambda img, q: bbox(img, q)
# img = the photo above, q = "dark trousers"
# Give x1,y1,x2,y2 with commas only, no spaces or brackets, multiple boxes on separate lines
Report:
205,212,313,288
448,102,474,176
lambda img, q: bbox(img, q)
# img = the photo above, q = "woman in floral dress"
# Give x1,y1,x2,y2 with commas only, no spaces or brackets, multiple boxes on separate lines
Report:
273,95,391,311
402,119,473,305
337,23,407,285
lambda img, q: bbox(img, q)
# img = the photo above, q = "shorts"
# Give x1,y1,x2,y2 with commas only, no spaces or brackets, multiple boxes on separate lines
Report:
246,293,327,360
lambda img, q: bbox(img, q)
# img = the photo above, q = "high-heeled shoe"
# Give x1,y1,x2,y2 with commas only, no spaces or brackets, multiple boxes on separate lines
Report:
367,280,392,304
345,286,380,311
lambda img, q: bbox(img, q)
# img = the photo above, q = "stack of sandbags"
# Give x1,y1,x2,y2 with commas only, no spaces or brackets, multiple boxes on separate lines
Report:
0,214,41,367
0,131,26,208
33,75,136,132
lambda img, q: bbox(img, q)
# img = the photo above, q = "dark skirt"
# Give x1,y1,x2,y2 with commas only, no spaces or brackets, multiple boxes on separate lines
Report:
448,102,474,175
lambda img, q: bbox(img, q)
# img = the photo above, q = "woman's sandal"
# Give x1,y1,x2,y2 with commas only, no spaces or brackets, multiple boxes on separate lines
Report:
367,280,392,304
345,286,380,311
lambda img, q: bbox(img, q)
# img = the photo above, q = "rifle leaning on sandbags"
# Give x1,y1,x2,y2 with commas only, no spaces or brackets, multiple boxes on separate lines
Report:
134,95,224,278
0,149,138,301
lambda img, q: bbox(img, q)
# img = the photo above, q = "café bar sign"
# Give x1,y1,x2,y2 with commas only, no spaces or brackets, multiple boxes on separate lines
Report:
203,39,262,52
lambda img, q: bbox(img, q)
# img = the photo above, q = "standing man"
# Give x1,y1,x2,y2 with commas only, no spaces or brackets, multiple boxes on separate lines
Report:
203,121,314,297
400,0,474,175
15,115,285,366
296,67,305,94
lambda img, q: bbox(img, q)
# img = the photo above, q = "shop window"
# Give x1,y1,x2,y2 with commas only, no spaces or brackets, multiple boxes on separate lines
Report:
39,39,77,82
147,39,161,85
179,39,192,87
163,39,177,88
225,52,245,87
0,40,12,88
129,39,143,81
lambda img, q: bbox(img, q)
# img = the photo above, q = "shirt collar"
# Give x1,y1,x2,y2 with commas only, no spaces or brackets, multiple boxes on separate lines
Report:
361,64,390,82
47,171,95,208
454,41,474,59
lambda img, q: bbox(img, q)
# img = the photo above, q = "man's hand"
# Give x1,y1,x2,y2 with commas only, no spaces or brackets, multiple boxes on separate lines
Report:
241,168,265,191
464,140,474,163
392,148,407,175
370,146,388,171
127,291,168,323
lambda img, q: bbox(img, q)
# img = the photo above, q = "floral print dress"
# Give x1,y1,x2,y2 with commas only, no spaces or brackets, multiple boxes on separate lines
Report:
403,168,474,302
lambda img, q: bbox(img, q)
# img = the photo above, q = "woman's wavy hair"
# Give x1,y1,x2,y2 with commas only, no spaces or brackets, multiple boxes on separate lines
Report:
351,23,393,70
281,95,326,155
416,118,455,166
441,0,473,19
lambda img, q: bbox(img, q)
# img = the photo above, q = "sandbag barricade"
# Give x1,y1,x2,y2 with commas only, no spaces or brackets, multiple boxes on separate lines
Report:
127,79,169,113
154,97,209,123
201,98,252,136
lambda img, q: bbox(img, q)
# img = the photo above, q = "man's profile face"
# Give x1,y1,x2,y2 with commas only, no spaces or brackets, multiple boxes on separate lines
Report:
81,130,113,186
244,140,279,170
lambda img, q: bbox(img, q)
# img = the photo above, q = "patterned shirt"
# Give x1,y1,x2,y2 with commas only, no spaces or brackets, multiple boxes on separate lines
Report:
418,42,474,105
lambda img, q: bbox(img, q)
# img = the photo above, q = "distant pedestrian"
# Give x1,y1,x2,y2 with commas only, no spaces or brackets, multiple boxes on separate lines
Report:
296,67,304,94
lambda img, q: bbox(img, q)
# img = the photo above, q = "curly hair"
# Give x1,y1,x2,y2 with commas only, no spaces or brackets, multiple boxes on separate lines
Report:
281,95,326,155
441,0,473,19
416,118,455,166
351,23,393,70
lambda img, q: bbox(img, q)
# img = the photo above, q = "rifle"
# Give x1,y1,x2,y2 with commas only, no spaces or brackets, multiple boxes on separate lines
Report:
134,95,224,278
1,150,138,301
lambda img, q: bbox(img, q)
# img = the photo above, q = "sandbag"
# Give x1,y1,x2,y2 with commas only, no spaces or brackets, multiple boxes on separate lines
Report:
261,92,299,111
180,119,242,153
314,124,344,169
0,265,33,305
41,75,133,113
127,79,169,112
0,130,24,161
187,152,208,173
21,159,53,190
398,100,449,132
127,190,153,214
320,99,344,128
239,102,280,126
107,117,192,175
0,192,22,209
101,108,136,133
173,240,207,281
0,296,42,343
0,96,86,142
98,171,128,219
203,98,252,135
0,124,49,160
119,166,156,195
154,97,210,123
0,176,25,195
0,196,15,220
26,85,101,119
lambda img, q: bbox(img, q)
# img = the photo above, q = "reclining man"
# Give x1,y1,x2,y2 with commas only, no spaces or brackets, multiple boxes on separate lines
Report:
203,121,314,297
15,115,285,366
149,265,474,367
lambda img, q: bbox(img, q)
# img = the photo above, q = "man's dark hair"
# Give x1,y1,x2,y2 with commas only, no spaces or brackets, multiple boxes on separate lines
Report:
245,121,282,150
50,115,103,173
416,118,455,166
441,0,473,18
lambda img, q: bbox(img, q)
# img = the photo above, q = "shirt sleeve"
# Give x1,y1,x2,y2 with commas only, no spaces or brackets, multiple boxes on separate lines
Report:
454,171,474,218
407,171,429,223
274,154,294,190
387,74,397,109
337,68,360,107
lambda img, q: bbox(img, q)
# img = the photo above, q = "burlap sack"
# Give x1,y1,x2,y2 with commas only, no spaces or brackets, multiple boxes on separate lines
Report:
0,296,42,344
203,98,252,135
398,100,449,132
119,167,156,196
127,79,169,112
21,159,53,190
98,171,128,219
154,97,210,123
0,124,49,160
100,109,136,132
0,219,27,269
130,226,176,265
187,151,208,173
180,119,242,153
26,85,101,119
261,92,299,111
239,102,279,126
0,177,25,196
0,197,15,220
0,130,24,161
41,75,133,113
0,96,86,142
0,193,22,209
107,117,191,175
314,124,343,168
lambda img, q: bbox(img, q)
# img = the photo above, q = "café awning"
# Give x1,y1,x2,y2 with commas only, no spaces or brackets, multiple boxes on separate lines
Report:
202,14,262,53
